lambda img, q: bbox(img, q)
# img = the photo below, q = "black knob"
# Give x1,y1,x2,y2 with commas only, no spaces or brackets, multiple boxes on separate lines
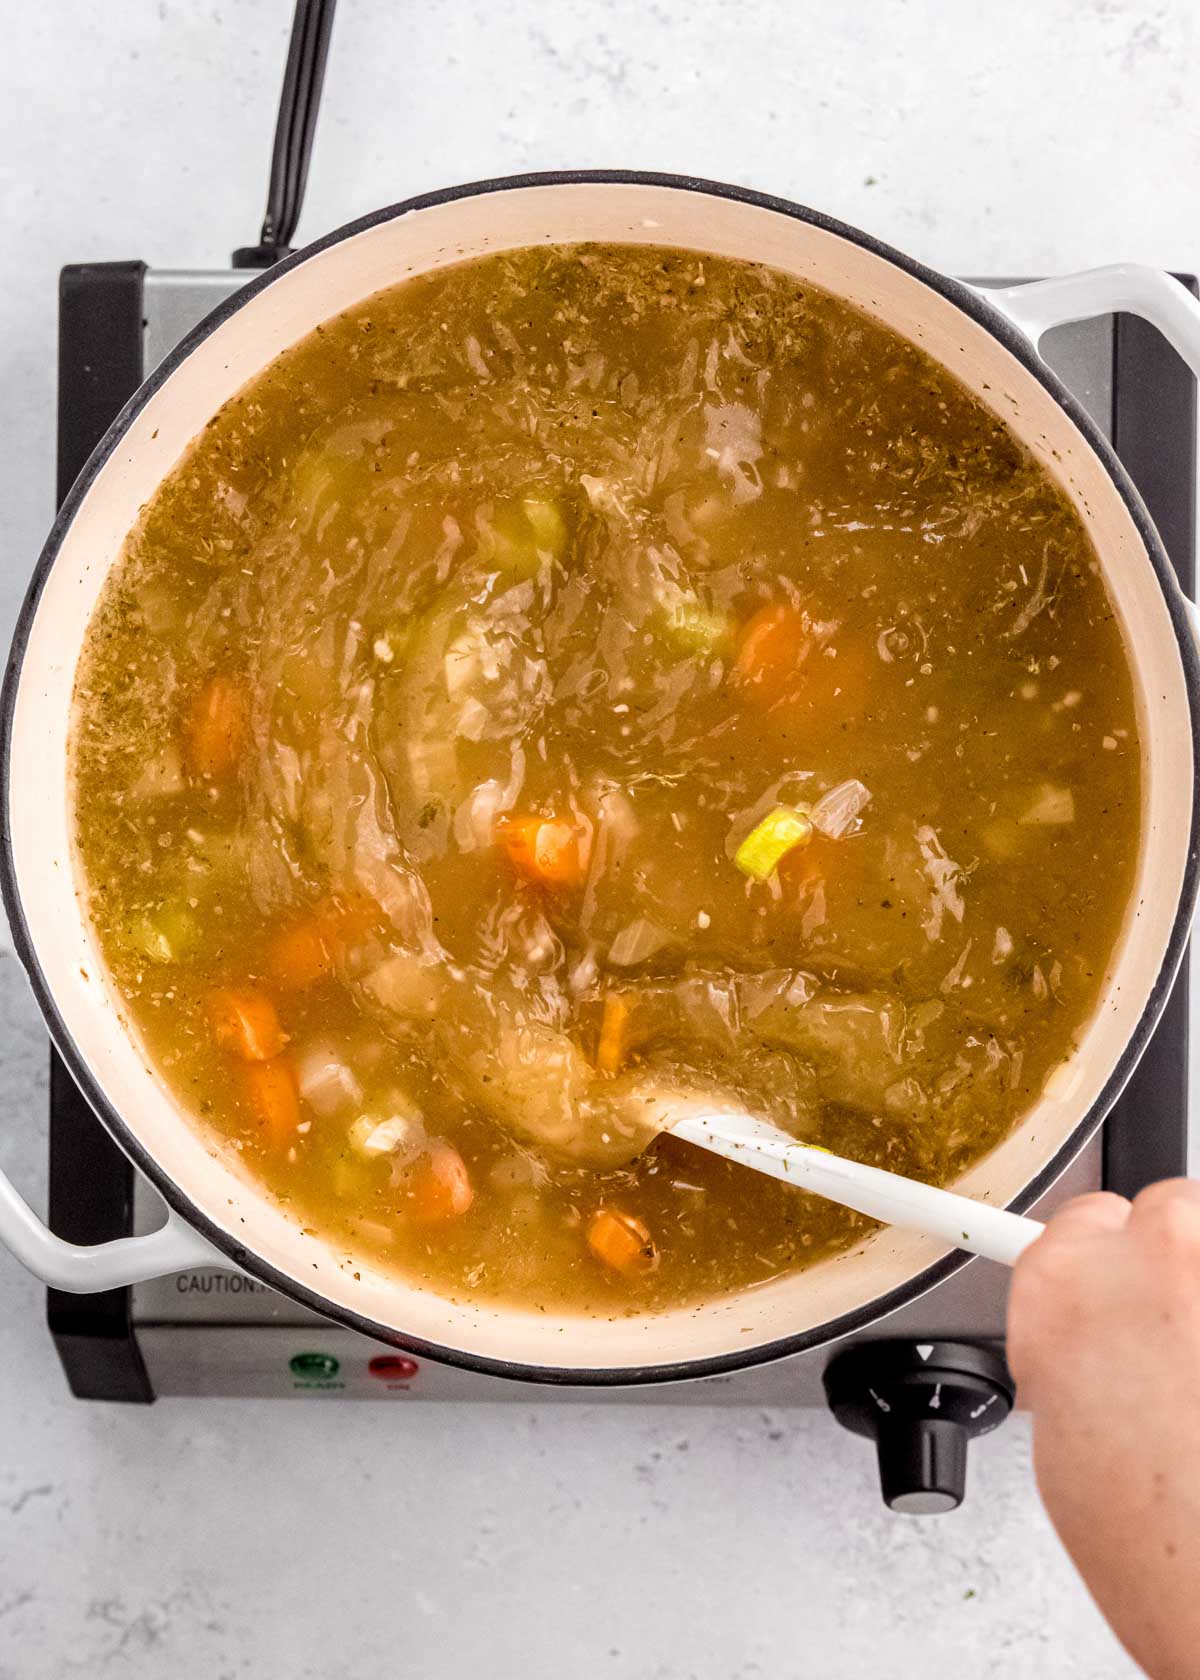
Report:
823,1340,1015,1514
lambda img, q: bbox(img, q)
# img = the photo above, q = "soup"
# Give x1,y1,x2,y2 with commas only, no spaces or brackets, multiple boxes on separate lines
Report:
70,244,1140,1313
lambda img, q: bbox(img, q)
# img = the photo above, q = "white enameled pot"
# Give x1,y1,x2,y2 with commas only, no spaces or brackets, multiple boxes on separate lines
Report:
3,173,1200,1385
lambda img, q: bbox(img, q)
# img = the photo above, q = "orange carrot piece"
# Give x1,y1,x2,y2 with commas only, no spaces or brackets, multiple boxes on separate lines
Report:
209,986,286,1061
586,1206,659,1274
596,994,630,1076
732,602,815,694
184,675,247,780
734,605,876,723
407,1142,474,1224
496,815,590,886
267,916,333,991
241,1056,300,1144
266,893,381,991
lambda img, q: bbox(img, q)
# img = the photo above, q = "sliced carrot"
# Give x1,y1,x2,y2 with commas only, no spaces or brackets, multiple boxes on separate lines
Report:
407,1142,474,1224
596,994,630,1076
734,604,876,724
587,1206,659,1275
266,893,381,991
267,916,333,991
208,986,286,1061
241,1056,300,1144
184,675,247,780
495,815,590,886
732,602,816,695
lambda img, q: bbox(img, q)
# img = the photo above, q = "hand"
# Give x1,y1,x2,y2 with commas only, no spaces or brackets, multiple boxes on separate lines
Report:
1008,1181,1200,1680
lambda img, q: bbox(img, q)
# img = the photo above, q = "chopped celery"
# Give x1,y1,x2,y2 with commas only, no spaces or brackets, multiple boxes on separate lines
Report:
331,1152,371,1199
662,595,731,654
520,495,568,557
482,493,569,574
734,806,814,882
127,904,201,964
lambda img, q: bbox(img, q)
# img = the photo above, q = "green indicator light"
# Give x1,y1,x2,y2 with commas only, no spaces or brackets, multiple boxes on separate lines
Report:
289,1351,340,1379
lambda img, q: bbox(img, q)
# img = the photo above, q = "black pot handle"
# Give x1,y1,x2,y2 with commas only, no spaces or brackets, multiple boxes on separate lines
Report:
233,0,338,269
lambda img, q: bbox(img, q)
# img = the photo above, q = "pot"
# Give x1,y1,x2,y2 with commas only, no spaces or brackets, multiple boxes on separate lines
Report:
3,172,1199,1386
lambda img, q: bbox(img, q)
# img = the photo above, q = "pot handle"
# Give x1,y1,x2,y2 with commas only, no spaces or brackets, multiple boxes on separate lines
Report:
0,1163,225,1290
975,264,1200,377
978,264,1200,653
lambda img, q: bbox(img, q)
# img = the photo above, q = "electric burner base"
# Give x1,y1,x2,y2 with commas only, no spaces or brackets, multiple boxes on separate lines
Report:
46,266,1194,1408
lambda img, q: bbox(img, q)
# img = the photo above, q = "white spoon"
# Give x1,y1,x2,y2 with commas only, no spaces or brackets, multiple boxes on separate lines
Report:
667,1107,1044,1267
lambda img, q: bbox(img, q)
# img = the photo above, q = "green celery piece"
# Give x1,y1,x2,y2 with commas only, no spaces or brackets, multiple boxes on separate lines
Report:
128,904,202,964
520,494,569,557
664,595,731,653
734,806,814,882
484,493,569,575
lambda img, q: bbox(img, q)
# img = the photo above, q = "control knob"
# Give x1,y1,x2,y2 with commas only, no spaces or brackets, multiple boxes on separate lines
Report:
823,1339,1015,1513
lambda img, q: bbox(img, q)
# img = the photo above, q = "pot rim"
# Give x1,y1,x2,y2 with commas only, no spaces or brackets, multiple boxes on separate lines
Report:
4,167,1198,1387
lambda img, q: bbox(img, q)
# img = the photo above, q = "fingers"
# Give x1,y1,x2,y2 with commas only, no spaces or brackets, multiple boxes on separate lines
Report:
1035,1182,1200,1246
1131,1177,1200,1220
1041,1190,1132,1242
1008,1193,1131,1395
1010,1180,1200,1411
1128,1179,1200,1265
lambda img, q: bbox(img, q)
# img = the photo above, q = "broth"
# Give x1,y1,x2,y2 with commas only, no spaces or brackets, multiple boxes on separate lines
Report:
70,244,1140,1313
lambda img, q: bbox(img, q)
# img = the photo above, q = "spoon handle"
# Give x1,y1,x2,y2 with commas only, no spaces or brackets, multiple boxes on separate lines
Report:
669,1110,1044,1268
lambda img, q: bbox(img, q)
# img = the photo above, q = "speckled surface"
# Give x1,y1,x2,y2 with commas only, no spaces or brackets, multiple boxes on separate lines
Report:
1,1,1192,1672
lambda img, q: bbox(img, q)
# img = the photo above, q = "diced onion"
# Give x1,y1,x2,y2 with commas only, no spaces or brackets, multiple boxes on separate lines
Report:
454,780,510,852
296,1043,363,1118
734,806,813,882
362,953,440,1020
131,744,186,800
1019,783,1076,825
568,945,601,994
455,697,490,741
810,779,871,839
349,1110,424,1158
580,474,631,520
703,401,763,504
454,747,526,853
608,917,672,967
444,633,481,700
915,824,965,940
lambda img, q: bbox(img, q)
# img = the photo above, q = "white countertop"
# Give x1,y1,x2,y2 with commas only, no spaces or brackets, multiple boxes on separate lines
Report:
2,1,1192,1672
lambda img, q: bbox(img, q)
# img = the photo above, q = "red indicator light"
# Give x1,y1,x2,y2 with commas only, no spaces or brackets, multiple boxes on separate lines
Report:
368,1355,419,1380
